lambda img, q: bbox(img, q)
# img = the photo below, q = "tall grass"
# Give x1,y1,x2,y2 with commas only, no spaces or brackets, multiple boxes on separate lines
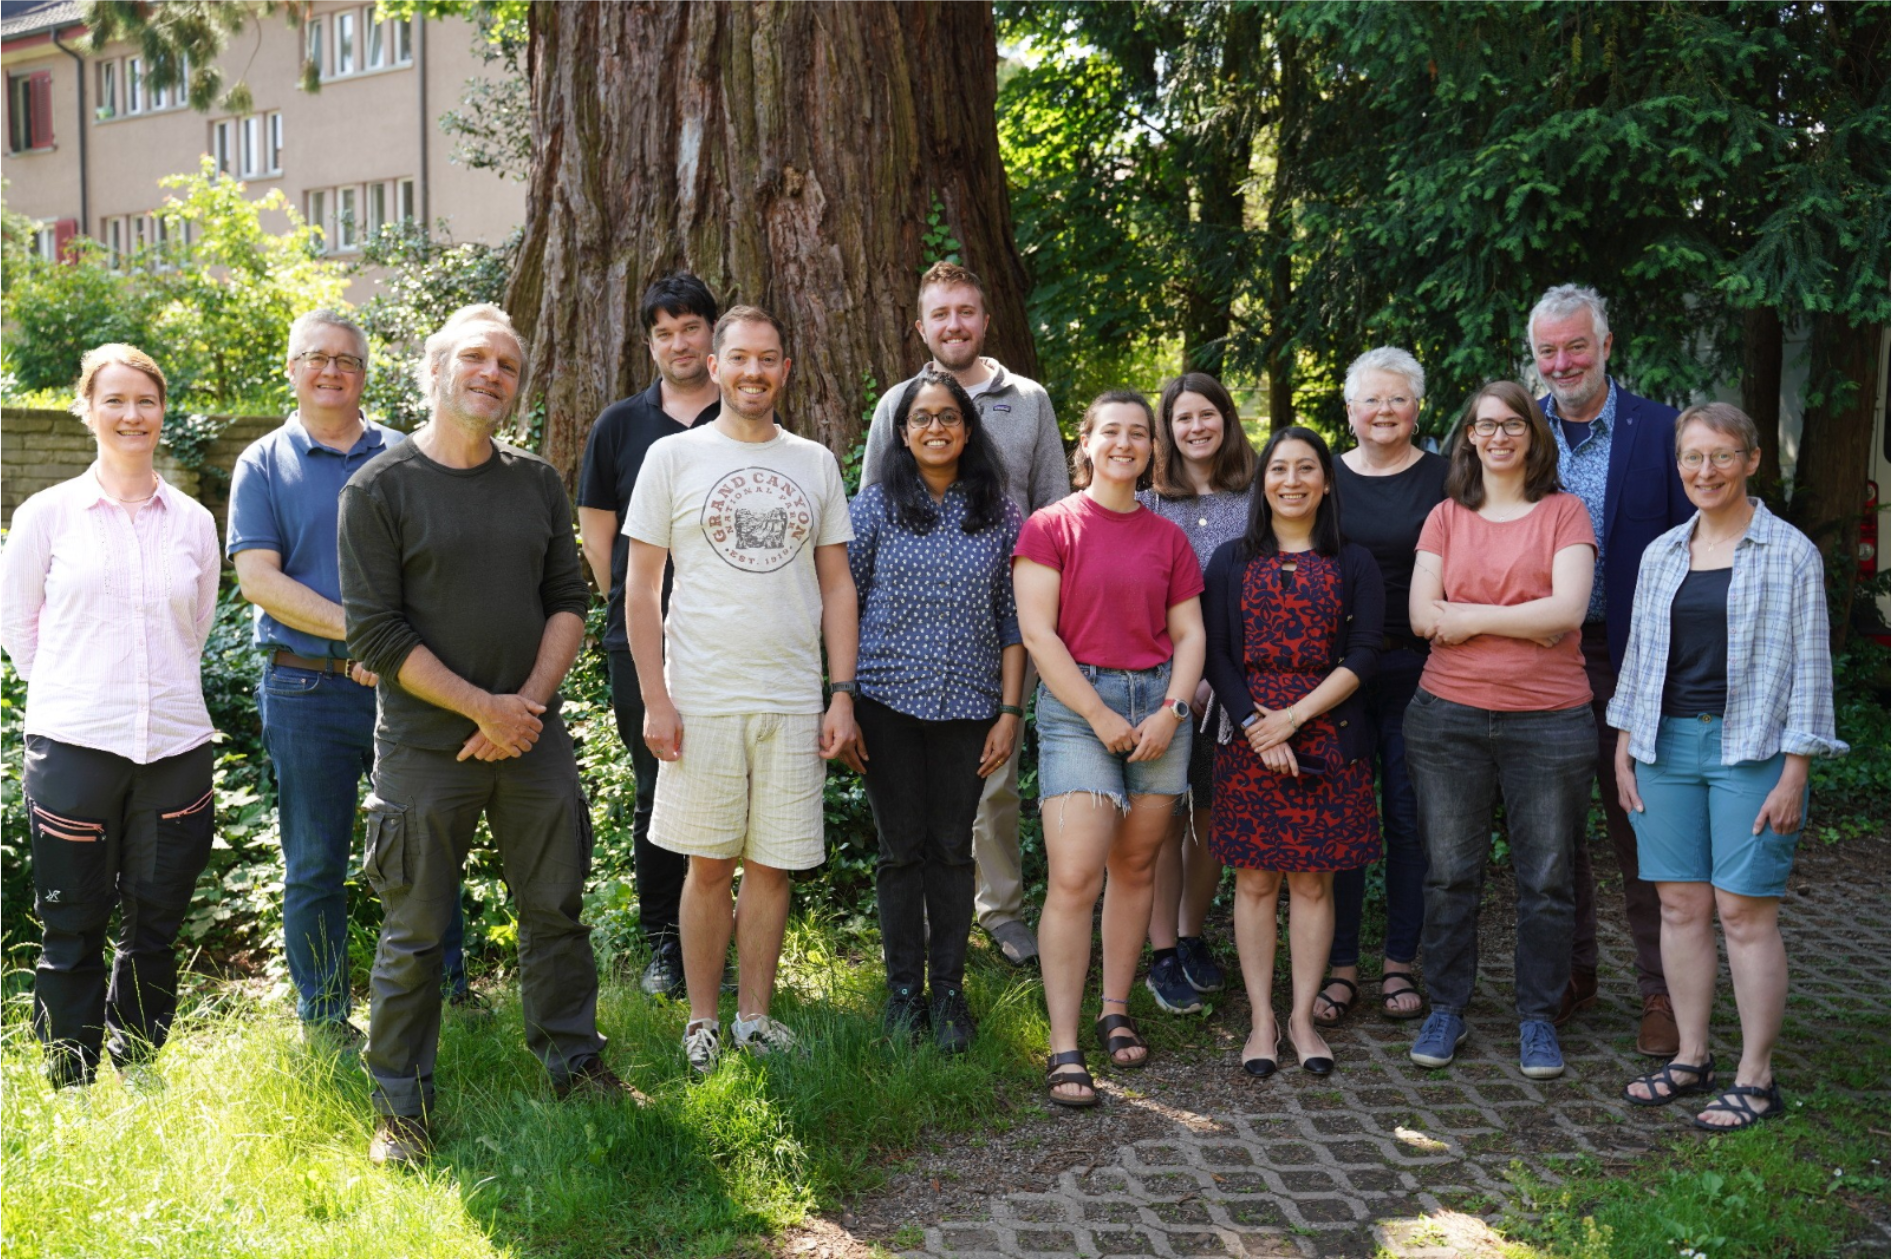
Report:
1,920,1045,1259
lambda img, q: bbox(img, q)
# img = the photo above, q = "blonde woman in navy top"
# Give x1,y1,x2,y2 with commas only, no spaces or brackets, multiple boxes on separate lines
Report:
849,367,1026,1055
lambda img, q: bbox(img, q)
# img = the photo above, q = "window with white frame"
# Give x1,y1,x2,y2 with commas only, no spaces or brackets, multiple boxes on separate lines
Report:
33,225,56,259
392,16,413,64
367,17,387,70
336,11,357,76
235,110,282,178
307,188,330,250
125,57,142,113
336,185,359,251
367,180,389,237
305,17,323,79
212,118,234,174
104,216,125,266
397,177,416,224
267,111,282,172
97,62,117,118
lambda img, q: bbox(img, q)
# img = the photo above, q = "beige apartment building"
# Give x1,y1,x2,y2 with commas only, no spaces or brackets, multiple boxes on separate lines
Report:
2,0,524,286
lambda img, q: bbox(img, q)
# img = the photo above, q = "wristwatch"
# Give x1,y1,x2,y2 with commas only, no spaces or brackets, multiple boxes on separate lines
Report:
829,680,858,696
1164,696,1189,721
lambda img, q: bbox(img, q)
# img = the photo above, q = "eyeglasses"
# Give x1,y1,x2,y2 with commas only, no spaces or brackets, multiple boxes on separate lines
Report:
1355,395,1413,410
295,351,367,374
1679,448,1747,470
907,409,964,431
1470,418,1530,437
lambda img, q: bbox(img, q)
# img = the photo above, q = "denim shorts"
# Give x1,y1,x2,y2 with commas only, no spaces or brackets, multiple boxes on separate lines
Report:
1036,662,1192,806
1630,714,1803,898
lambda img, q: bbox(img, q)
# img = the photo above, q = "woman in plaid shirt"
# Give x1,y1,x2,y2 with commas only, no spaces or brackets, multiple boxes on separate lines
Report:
1609,402,1848,1131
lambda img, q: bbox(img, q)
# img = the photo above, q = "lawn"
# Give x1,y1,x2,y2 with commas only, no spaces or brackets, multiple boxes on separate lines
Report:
0,919,1044,1259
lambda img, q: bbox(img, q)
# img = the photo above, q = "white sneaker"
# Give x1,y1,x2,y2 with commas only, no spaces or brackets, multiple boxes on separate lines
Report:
683,1018,721,1074
730,1013,797,1057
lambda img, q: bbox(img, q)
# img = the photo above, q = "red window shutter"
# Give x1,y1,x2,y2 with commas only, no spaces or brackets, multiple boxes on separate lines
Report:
29,71,53,149
53,217,77,263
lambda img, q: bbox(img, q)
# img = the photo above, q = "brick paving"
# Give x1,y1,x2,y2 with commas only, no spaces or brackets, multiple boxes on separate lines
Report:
844,846,1889,1259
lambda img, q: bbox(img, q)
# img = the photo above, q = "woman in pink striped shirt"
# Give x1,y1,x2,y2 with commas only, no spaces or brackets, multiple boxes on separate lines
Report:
0,343,221,1089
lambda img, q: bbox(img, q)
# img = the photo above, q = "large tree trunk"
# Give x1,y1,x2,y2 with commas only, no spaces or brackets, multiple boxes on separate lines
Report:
509,0,1038,482
1741,305,1784,486
1796,316,1886,647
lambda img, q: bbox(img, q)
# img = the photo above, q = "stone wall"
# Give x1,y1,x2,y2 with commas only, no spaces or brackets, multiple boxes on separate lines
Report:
1,409,281,539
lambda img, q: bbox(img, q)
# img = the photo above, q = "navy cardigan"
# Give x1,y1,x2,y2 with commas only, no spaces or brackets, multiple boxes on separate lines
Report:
1200,539,1385,766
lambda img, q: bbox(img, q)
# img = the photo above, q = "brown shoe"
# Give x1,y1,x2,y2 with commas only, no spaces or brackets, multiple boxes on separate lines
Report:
369,1114,432,1169
1637,993,1680,1058
554,1055,650,1106
1552,966,1598,1027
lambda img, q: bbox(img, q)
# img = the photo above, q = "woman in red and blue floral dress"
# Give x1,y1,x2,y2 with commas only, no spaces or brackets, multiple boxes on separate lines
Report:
1202,426,1383,1079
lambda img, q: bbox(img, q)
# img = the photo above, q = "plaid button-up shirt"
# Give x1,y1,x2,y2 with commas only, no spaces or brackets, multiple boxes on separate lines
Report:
1606,498,1848,765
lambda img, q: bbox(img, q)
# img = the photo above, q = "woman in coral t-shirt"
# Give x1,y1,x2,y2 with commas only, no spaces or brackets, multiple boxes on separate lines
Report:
1403,380,1596,1083
1014,390,1206,1109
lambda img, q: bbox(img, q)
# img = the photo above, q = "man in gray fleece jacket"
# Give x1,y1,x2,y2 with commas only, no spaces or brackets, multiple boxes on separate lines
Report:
859,262,1070,966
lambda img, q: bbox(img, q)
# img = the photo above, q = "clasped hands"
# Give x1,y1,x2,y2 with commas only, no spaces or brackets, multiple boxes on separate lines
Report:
459,691,548,762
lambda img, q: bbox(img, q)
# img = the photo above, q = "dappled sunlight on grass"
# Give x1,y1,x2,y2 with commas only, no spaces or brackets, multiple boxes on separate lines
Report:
1,914,1046,1258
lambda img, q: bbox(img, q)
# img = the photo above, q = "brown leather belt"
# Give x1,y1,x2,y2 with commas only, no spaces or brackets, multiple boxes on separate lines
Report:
272,649,355,674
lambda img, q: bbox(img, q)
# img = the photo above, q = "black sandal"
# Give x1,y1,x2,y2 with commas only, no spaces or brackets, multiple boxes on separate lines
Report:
1623,1056,1716,1108
1378,971,1426,1022
1691,1081,1784,1131
1046,1049,1098,1109
1095,1013,1149,1068
1312,977,1358,1027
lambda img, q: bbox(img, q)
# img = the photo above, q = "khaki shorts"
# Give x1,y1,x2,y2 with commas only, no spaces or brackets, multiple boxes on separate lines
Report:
649,712,827,870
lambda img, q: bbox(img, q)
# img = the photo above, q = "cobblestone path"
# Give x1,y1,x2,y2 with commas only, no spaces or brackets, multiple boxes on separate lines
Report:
825,844,1888,1259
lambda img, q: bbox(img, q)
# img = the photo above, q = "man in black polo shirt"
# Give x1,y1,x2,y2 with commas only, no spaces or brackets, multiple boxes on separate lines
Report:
577,273,722,997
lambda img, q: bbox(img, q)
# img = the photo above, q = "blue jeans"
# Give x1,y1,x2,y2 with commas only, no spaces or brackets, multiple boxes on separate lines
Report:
1036,662,1191,805
260,663,468,1024
1405,689,1594,1022
1331,647,1428,968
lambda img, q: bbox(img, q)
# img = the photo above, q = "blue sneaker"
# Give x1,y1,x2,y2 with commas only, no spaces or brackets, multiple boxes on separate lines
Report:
1409,1012,1468,1068
1518,1019,1565,1080
1144,953,1204,1014
1175,935,1226,992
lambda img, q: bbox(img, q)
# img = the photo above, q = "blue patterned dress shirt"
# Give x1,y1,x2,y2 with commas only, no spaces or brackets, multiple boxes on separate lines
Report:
1546,378,1617,623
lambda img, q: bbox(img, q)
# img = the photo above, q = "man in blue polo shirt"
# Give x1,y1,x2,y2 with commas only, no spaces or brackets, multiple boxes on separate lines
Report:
229,309,475,1041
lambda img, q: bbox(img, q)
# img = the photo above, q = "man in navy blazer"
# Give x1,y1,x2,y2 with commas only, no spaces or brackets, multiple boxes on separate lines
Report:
1529,284,1692,1058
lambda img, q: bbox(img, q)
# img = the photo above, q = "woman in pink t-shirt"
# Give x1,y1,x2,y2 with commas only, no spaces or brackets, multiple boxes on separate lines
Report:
1403,380,1597,1083
1014,390,1206,1109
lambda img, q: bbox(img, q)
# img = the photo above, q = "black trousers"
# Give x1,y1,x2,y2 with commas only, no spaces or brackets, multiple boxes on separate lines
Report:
856,695,988,994
607,650,686,944
23,735,216,1087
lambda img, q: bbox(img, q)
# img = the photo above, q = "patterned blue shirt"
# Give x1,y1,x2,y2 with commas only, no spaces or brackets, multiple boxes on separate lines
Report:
848,483,1024,721
1606,498,1848,765
1546,378,1616,623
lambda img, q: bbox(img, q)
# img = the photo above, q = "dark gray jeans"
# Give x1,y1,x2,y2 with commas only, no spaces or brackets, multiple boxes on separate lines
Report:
1405,689,1594,1022
363,719,604,1117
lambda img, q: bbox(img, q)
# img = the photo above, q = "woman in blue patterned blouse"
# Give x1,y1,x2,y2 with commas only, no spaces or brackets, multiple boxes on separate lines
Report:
1610,403,1847,1130
848,366,1026,1054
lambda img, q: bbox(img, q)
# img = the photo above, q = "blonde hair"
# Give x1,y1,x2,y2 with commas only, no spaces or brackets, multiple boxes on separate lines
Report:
415,303,527,413
71,343,167,419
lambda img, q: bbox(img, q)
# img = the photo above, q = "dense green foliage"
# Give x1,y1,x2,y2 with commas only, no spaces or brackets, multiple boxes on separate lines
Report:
997,1,1889,437
1,160,346,413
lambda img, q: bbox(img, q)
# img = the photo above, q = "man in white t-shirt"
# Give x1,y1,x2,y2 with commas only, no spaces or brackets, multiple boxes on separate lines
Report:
624,305,860,1073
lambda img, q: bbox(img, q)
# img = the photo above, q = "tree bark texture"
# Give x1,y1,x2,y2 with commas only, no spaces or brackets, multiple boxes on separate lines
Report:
1796,317,1887,646
1741,305,1784,486
509,0,1038,482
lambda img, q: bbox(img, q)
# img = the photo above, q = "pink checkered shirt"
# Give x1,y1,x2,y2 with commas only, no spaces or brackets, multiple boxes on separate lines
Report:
1,467,221,764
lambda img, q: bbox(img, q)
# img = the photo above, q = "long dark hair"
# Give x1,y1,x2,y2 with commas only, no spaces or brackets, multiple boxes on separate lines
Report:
1444,380,1563,509
1239,426,1343,560
872,366,1007,533
1152,372,1257,498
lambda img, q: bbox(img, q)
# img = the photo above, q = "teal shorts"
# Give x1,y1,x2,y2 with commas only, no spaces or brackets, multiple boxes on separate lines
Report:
1628,714,1803,898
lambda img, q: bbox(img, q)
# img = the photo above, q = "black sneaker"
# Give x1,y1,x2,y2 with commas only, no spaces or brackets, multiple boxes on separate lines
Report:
883,985,930,1042
929,986,976,1055
1145,953,1204,1014
1176,935,1227,992
640,938,685,998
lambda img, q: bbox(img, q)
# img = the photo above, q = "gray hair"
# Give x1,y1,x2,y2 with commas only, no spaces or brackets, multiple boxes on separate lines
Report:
1674,401,1761,456
1527,284,1610,349
287,308,369,362
416,303,528,416
1343,346,1426,403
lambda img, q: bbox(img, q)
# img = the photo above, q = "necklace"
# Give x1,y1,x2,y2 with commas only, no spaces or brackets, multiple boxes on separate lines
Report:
102,475,160,505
